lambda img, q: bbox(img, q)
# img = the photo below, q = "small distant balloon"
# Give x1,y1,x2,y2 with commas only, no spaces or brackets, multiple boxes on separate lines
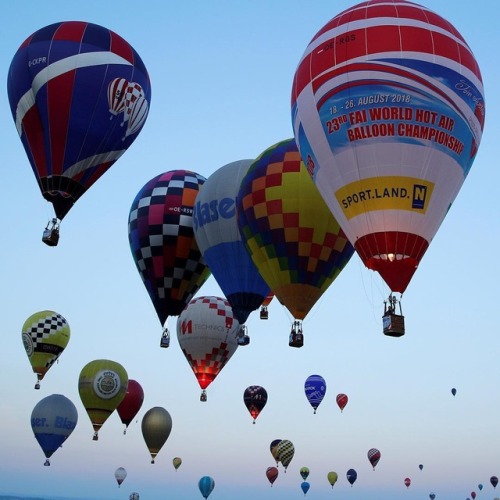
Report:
336,393,348,412
115,467,127,488
141,407,173,464
327,471,338,488
346,469,357,486
243,385,268,423
471,492,476,499
367,448,381,470
266,466,278,486
129,493,139,500
270,439,281,465
478,484,483,491
451,388,457,396
198,476,215,499
275,440,295,471
173,457,182,470
304,374,326,414
492,476,499,488
429,494,436,500
301,482,310,496
404,478,411,488
419,464,424,471
300,467,310,481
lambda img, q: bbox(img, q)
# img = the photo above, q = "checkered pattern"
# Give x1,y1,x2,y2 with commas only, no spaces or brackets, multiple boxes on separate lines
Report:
368,448,381,469
276,440,295,469
182,343,232,388
243,385,267,420
128,171,210,324
24,312,67,349
122,82,144,124
237,139,354,289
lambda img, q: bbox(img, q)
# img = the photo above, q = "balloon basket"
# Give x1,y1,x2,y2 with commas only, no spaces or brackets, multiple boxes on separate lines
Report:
200,390,207,402
42,218,60,247
382,312,405,337
44,459,50,466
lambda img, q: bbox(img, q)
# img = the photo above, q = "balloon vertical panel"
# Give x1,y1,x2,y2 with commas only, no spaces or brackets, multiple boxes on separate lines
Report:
292,0,485,292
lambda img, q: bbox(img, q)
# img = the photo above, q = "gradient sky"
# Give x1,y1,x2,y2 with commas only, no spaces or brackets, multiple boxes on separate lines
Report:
1,1,499,499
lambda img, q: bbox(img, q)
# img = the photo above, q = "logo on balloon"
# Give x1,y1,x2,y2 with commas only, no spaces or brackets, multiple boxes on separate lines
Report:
94,370,122,399
22,333,34,357
336,176,434,219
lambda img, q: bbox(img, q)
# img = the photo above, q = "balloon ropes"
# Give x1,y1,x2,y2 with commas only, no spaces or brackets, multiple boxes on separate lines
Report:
7,21,151,246
177,296,240,401
292,0,485,334
117,379,144,434
128,170,210,348
31,394,78,466
237,138,354,347
193,159,270,346
78,359,128,440
243,385,268,424
141,407,173,464
22,310,70,389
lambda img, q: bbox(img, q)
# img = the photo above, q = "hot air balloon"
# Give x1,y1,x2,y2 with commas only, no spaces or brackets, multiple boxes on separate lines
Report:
193,159,271,345
270,439,282,465
304,374,326,414
260,293,274,320
301,482,310,496
336,393,348,413
292,0,485,333
177,296,240,401
198,476,215,499
22,310,70,389
327,471,338,488
346,468,357,486
7,21,151,246
78,359,128,440
128,170,210,348
300,467,310,481
404,477,411,488
243,385,268,423
237,138,354,347
368,448,381,470
115,467,127,488
419,464,424,471
266,466,278,486
129,493,139,500
117,379,144,434
471,492,476,499
478,484,483,491
141,407,172,464
31,394,77,466
451,388,457,396
275,440,295,472
429,494,436,500
492,476,499,488
173,457,182,470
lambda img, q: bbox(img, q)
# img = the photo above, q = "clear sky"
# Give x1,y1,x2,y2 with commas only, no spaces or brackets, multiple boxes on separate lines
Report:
1,1,499,499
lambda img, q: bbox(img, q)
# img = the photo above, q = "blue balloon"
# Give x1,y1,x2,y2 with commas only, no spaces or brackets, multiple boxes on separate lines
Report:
198,476,215,499
304,374,326,414
31,394,78,466
301,481,310,495
346,468,357,486
193,160,270,324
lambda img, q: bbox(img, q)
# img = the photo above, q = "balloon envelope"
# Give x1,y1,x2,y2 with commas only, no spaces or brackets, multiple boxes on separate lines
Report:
177,296,240,396
419,464,424,471
368,448,381,470
327,471,338,487
275,440,295,471
451,388,457,396
347,469,357,486
31,394,78,465
193,159,270,324
198,476,215,499
128,170,210,333
141,407,172,464
7,21,151,221
237,138,354,321
115,467,127,487
304,374,326,413
243,385,268,423
491,476,498,488
292,0,485,293
300,467,310,480
173,457,182,470
270,439,282,464
301,482,310,495
117,379,144,433
266,466,278,486
336,393,348,412
404,477,411,488
78,359,128,440
429,494,436,500
22,310,70,389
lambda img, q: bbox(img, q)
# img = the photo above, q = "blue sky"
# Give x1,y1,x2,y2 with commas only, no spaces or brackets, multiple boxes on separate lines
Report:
1,1,499,499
